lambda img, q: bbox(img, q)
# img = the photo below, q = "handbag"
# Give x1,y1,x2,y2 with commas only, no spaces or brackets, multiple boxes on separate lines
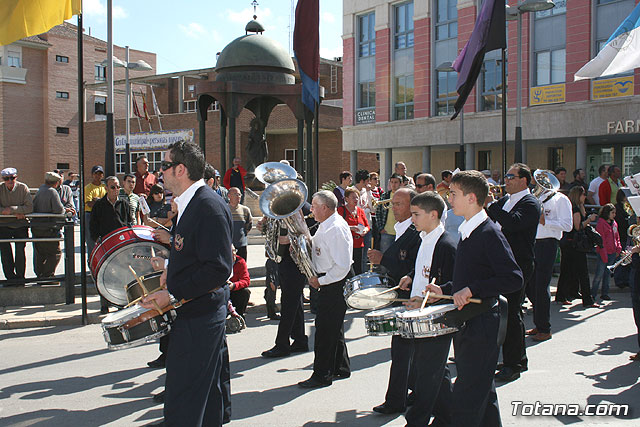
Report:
571,229,594,253
584,224,603,248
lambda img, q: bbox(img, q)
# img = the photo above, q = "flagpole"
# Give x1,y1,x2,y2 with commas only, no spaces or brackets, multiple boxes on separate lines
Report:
501,47,507,179
77,12,88,325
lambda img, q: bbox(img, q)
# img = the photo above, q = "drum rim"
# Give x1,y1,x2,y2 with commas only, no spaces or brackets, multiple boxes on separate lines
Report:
90,225,158,278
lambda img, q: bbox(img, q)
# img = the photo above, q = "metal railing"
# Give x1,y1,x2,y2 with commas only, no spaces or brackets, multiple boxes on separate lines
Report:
0,213,76,304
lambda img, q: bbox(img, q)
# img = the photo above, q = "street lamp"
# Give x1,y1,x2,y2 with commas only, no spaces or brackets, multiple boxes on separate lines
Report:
509,0,555,163
102,49,152,174
437,61,465,170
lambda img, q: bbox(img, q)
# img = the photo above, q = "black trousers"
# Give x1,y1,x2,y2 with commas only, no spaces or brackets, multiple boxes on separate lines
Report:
312,280,350,381
632,272,640,350
229,288,251,317
405,335,453,427
0,226,28,280
352,247,363,276
220,337,231,423
501,259,533,371
384,335,414,408
556,245,595,306
450,311,502,427
31,228,61,278
529,239,558,334
164,307,227,427
275,255,308,349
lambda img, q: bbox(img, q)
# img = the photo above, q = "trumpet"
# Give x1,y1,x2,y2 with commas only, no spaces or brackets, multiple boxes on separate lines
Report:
608,249,635,275
372,198,392,209
489,185,505,197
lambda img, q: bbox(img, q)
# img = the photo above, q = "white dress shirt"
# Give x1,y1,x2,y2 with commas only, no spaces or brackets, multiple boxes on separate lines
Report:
502,188,530,213
358,186,373,226
394,217,412,241
173,179,206,225
312,211,353,285
536,191,573,240
459,209,488,241
411,223,445,298
588,177,604,205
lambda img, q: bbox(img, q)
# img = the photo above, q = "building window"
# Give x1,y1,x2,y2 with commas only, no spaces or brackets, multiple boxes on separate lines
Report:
56,127,70,134
95,96,107,116
56,91,70,99
394,2,414,49
56,55,69,63
7,50,21,67
95,64,106,82
533,1,566,86
436,0,457,40
359,12,376,56
356,11,376,124
116,150,165,175
188,84,195,92
393,2,414,121
480,57,506,111
623,146,640,176
284,149,297,170
478,150,491,171
435,71,457,116
183,100,219,112
594,0,635,79
549,147,564,171
56,163,70,170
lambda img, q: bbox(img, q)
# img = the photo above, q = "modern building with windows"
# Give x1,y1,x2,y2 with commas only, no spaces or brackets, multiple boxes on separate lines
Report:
343,0,640,182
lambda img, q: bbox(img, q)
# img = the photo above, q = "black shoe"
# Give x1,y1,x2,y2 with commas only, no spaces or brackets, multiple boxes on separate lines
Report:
147,355,166,369
290,342,309,353
406,391,415,406
601,295,611,301
100,306,109,314
261,346,290,358
146,420,164,426
268,313,281,320
372,403,405,414
495,367,520,383
332,372,350,380
298,376,332,388
152,390,165,403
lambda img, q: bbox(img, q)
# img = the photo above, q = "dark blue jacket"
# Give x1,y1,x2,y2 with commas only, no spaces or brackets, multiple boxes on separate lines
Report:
441,218,522,299
168,185,233,319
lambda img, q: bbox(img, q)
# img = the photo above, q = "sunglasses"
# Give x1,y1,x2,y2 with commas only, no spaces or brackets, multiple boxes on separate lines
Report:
416,184,426,189
109,185,120,190
2,176,16,181
504,174,519,180
161,161,181,171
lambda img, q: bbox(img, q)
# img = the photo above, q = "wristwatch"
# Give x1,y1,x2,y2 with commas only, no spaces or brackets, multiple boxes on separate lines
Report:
168,292,182,308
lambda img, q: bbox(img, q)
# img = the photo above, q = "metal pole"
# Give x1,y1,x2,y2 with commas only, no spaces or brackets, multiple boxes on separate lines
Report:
125,46,131,174
306,114,314,197
228,117,236,169
77,13,88,324
460,110,465,170
502,48,507,178
314,102,320,193
297,119,304,176
64,221,75,304
220,110,227,174
105,0,115,176
199,113,206,155
515,10,523,163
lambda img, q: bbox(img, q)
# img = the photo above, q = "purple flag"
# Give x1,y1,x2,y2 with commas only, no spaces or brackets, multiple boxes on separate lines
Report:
451,0,506,119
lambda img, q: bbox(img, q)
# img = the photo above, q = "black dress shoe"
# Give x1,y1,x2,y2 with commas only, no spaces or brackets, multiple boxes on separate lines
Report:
152,390,165,403
298,376,332,388
372,403,405,414
261,346,290,358
147,356,166,369
495,367,520,383
332,372,350,380
268,314,281,320
290,342,309,353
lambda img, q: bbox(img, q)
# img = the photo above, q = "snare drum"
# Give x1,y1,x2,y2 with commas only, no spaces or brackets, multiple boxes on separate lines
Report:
396,304,459,338
344,272,396,310
90,226,169,307
101,304,176,350
125,271,163,306
364,306,406,336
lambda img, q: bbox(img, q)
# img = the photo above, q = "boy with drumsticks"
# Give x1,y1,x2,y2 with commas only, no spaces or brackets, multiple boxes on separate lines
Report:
397,191,456,427
425,170,522,427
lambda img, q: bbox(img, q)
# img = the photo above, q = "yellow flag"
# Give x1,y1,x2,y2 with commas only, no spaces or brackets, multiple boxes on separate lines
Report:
0,0,82,46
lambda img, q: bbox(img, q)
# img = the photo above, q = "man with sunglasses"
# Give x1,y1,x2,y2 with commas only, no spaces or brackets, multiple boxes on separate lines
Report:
0,167,33,284
415,173,436,194
487,164,541,383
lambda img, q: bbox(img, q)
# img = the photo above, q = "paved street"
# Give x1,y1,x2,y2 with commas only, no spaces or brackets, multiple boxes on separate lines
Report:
1,289,639,426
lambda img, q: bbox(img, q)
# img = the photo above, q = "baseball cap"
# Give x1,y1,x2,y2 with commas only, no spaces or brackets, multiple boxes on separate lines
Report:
91,165,104,174
1,167,17,177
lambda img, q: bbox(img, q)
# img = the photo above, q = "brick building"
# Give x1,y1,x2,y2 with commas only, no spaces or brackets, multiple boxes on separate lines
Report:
0,23,155,187
343,0,640,183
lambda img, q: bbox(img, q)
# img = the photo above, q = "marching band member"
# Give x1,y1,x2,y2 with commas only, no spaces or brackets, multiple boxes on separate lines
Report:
399,191,457,427
486,163,541,382
298,190,353,388
425,170,522,427
367,188,422,414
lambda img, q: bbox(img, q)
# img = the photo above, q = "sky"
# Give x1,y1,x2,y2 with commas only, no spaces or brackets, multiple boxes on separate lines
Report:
75,0,344,74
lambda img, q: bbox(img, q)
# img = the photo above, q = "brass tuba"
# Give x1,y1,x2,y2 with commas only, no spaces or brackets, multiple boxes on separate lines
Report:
260,177,317,278
533,169,560,198
255,162,298,263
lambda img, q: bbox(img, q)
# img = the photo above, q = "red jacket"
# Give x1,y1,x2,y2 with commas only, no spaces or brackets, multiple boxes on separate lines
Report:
231,255,250,291
337,205,369,248
223,166,247,190
595,217,621,263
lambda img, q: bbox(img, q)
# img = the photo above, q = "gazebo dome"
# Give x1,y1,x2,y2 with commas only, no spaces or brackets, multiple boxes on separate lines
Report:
215,31,296,85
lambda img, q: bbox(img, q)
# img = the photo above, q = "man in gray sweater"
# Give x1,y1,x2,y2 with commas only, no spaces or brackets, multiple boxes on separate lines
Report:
0,167,33,283
32,172,65,278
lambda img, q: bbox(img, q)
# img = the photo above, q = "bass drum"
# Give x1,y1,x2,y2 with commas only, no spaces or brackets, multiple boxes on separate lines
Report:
90,226,169,307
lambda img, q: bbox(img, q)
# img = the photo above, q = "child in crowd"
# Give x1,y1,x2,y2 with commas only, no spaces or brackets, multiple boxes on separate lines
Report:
593,203,621,301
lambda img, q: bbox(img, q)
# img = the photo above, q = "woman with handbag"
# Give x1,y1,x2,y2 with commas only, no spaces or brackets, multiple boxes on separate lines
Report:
592,203,622,301
556,186,600,307
338,188,369,275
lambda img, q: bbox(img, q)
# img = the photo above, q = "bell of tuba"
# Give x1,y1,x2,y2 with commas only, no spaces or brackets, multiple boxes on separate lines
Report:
533,169,560,198
254,162,298,264
260,178,317,278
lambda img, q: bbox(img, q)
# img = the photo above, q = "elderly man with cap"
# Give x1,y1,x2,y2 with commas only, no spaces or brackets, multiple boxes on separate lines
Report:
32,172,65,278
0,167,33,283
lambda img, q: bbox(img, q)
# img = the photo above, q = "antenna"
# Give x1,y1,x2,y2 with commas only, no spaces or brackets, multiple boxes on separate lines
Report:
252,0,259,19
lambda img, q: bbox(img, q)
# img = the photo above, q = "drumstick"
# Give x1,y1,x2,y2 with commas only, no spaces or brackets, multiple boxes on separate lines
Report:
420,278,436,311
431,293,482,304
377,285,400,295
148,217,170,232
129,265,163,316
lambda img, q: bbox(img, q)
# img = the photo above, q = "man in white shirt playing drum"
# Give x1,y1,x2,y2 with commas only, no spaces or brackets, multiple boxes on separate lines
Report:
298,190,353,389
